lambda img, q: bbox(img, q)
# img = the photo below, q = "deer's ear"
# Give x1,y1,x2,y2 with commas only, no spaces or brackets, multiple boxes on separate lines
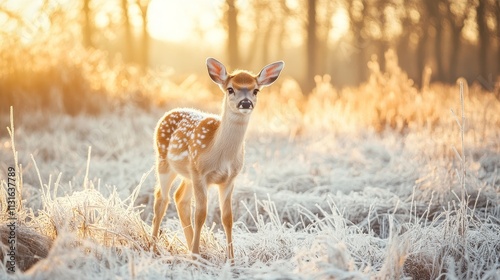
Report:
206,58,228,85
257,61,284,86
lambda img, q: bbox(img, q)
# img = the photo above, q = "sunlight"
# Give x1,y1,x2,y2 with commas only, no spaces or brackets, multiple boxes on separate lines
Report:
1,0,50,43
147,0,224,44
147,0,193,42
329,8,349,42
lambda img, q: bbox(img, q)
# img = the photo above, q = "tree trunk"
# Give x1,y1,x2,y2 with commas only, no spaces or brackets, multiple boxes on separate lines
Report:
305,0,317,94
496,1,500,79
82,0,93,48
347,0,368,85
434,19,444,82
416,23,429,87
226,0,240,68
121,0,133,63
316,1,334,76
449,27,461,82
396,18,411,73
136,0,150,71
476,0,488,79
378,1,387,73
424,0,445,82
355,32,366,84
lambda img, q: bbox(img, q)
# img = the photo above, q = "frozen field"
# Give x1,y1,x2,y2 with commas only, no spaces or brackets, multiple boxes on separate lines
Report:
1,86,499,280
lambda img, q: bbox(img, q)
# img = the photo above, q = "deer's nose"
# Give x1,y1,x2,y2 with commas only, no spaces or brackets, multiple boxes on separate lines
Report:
238,99,253,109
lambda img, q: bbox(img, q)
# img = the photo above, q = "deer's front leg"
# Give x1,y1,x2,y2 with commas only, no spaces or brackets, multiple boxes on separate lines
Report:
191,177,208,257
219,182,235,261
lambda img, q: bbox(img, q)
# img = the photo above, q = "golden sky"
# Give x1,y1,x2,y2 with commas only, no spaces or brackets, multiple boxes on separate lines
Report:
1,0,350,47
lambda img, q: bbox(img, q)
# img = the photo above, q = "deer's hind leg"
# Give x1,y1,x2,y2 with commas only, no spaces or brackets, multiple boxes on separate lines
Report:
191,176,208,256
152,159,177,239
174,179,194,250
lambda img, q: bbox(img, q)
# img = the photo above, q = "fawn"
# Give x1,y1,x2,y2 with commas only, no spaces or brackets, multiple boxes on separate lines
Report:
151,58,284,260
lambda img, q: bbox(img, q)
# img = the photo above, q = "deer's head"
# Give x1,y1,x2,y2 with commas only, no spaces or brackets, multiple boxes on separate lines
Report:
207,58,284,115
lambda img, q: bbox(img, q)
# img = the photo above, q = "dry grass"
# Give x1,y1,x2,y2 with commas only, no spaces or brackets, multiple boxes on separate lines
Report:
0,100,499,278
301,50,500,135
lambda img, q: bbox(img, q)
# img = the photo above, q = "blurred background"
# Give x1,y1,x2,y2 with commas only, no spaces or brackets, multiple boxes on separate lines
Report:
0,0,499,117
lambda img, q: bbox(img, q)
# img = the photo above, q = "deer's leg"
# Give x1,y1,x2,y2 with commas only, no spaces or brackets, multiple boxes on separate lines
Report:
152,159,177,239
191,177,208,256
174,179,194,250
219,182,235,261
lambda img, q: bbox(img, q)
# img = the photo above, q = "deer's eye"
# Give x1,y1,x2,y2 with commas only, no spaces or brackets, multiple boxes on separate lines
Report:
227,87,235,94
253,89,259,95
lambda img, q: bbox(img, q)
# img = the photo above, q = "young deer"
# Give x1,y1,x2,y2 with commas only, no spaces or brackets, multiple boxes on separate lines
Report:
151,58,284,260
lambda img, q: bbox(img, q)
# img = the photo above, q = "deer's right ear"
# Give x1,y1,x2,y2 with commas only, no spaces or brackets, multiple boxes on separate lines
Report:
206,58,228,85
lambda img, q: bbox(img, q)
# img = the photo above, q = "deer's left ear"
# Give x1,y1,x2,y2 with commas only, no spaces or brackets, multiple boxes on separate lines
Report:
257,61,285,86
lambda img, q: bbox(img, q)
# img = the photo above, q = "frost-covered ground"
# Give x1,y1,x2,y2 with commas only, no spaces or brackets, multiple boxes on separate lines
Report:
1,101,499,279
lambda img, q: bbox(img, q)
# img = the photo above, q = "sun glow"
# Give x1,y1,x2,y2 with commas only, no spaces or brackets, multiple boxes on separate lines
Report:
330,8,350,42
147,0,193,42
0,0,52,43
147,0,225,44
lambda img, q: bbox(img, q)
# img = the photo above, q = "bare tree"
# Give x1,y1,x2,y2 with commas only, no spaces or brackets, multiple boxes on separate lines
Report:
396,0,418,77
424,0,446,82
247,0,278,66
315,0,336,76
245,0,292,68
121,0,133,63
242,1,263,66
445,0,474,82
225,0,240,68
82,0,93,48
136,0,150,70
495,0,500,80
346,0,369,84
305,0,317,94
476,0,488,80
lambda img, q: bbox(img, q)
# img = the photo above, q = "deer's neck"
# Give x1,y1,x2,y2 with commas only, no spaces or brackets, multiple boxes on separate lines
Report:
211,101,250,158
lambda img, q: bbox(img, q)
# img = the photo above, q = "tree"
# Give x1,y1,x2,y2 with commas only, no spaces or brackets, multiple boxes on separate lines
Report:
136,0,150,70
225,0,240,68
121,0,133,63
415,18,430,87
245,0,282,67
445,0,474,82
495,0,500,80
82,0,93,48
476,0,488,80
396,0,418,78
375,0,389,72
315,0,336,76
305,0,318,94
346,0,369,84
424,0,446,82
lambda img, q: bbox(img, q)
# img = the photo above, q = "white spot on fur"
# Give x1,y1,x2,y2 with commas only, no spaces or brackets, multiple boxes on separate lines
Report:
168,151,188,161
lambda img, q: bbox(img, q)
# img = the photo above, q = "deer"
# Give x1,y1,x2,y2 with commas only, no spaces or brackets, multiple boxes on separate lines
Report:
151,58,284,261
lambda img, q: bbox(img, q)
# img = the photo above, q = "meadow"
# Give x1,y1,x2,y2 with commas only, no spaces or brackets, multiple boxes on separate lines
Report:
1,38,500,279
